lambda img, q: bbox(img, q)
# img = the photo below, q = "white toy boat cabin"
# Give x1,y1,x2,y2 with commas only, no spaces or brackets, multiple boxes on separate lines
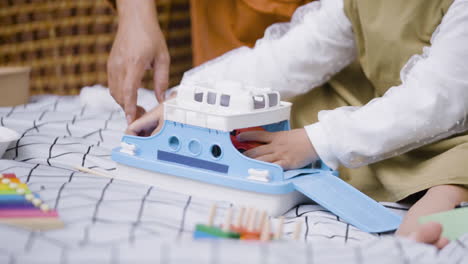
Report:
164,81,291,131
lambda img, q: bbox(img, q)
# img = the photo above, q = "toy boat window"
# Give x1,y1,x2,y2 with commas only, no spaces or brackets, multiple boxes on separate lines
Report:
268,93,278,107
220,94,230,107
207,92,217,105
194,92,204,102
253,95,266,109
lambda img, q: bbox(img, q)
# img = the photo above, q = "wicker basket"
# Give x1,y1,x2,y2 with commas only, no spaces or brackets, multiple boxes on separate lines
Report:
0,0,192,95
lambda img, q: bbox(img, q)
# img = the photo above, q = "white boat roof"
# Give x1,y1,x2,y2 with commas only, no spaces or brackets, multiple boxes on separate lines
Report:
164,82,291,131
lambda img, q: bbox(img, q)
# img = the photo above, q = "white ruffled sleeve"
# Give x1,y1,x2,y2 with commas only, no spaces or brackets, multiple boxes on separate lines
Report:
182,0,355,99
306,0,468,169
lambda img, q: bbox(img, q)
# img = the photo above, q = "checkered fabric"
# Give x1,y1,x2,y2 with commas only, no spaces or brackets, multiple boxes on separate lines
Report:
0,94,467,263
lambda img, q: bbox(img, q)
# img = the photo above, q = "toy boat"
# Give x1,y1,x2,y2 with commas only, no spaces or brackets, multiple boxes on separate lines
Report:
112,81,402,233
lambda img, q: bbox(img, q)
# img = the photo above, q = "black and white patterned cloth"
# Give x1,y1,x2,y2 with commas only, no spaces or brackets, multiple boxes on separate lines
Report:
1,95,467,263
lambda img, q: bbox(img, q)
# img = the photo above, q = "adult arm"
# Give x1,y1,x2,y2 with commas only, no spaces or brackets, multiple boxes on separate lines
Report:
107,0,170,124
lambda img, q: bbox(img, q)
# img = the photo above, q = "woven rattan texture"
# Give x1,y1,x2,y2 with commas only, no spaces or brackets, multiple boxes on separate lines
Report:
0,0,191,95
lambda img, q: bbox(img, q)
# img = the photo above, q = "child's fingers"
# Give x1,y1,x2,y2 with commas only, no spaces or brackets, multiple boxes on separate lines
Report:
151,120,164,136
434,237,450,249
237,131,274,143
255,154,278,163
126,112,158,136
126,122,158,136
407,222,443,245
274,160,288,170
243,145,274,158
125,128,137,136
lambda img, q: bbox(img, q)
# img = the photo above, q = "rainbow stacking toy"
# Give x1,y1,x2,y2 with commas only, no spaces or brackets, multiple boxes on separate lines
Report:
0,173,63,230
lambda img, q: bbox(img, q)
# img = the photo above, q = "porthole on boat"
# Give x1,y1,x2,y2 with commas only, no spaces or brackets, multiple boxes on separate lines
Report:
188,139,202,155
210,144,222,159
168,136,180,151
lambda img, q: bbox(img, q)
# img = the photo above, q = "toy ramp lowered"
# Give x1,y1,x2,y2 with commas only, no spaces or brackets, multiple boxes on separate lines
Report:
290,172,401,233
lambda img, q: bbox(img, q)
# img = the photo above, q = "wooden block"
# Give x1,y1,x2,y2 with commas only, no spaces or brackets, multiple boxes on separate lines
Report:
0,183,28,191
0,209,58,218
230,225,246,233
0,67,30,107
1,174,18,179
0,217,64,231
193,230,221,239
0,189,31,195
0,203,36,209
0,195,35,202
0,178,20,184
194,224,240,239
240,231,261,240
260,220,271,242
274,216,285,240
208,204,217,226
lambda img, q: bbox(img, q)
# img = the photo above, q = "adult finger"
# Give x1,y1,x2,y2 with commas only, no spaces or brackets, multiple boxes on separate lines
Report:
151,107,165,135
123,63,145,124
243,144,274,158
153,53,170,103
237,131,275,143
107,62,125,108
136,105,146,120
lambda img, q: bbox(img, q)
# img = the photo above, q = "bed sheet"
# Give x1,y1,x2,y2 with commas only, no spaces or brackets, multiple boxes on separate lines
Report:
0,95,466,263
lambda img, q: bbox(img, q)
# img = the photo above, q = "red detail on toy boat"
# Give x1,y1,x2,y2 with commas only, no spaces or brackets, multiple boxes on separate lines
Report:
230,127,265,153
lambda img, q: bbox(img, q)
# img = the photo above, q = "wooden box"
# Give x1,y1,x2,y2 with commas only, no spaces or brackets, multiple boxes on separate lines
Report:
0,67,30,107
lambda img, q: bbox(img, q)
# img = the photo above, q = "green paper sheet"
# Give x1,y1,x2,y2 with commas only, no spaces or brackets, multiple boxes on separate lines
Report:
419,207,468,241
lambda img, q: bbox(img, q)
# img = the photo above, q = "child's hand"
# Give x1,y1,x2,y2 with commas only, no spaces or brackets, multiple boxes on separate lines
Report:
238,128,318,170
126,105,164,136
125,92,176,136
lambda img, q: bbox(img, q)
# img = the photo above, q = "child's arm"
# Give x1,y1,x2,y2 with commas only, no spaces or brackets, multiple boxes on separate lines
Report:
303,2,468,170
182,0,356,99
240,1,468,171
239,129,318,171
397,185,468,237
397,184,468,249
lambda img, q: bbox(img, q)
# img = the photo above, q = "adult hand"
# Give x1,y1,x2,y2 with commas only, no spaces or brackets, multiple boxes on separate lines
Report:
108,0,170,124
239,128,318,170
